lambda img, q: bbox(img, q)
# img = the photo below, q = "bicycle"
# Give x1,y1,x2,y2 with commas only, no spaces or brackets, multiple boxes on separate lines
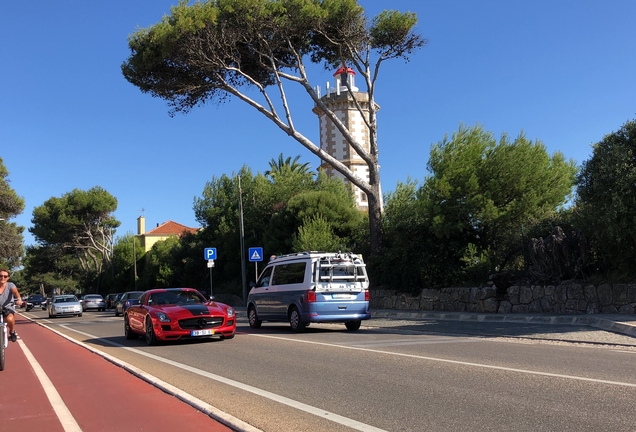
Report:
0,306,7,371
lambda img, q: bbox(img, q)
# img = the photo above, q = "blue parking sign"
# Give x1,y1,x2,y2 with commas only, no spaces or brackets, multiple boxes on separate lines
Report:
248,247,263,262
204,247,217,260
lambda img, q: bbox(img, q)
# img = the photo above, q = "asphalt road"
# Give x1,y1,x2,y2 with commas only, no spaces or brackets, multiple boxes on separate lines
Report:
366,316,636,346
18,308,636,432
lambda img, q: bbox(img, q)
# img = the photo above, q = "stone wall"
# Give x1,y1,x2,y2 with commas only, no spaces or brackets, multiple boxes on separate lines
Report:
370,282,636,314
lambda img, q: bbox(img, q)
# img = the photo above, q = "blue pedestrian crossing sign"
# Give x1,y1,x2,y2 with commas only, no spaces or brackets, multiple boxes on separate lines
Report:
248,247,263,262
204,247,217,260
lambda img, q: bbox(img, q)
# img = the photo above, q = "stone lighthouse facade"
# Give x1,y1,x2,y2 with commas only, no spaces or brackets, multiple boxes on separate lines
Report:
312,66,379,210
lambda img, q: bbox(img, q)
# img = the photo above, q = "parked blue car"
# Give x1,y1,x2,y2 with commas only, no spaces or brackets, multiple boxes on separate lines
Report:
115,291,144,317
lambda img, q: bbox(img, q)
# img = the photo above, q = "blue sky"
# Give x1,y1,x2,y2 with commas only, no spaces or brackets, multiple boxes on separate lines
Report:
2,0,635,247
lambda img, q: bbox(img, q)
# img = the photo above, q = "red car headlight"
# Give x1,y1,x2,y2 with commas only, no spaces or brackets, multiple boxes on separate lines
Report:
156,312,171,322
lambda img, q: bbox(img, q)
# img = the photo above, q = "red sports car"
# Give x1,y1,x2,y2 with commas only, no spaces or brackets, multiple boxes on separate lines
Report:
124,288,236,345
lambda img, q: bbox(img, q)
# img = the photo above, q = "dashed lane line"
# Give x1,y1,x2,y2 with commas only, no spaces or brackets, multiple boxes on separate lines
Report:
334,336,480,348
249,333,636,388
58,325,386,432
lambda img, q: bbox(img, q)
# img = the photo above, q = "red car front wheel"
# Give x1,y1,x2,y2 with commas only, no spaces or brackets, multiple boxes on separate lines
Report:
125,316,138,340
145,318,158,346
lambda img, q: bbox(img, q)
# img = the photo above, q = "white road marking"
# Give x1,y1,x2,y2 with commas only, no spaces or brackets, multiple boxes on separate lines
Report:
246,333,636,387
611,349,636,355
336,336,479,347
17,339,83,432
60,325,386,432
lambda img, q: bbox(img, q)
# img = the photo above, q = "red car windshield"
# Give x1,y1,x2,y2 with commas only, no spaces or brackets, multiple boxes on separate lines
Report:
148,291,205,306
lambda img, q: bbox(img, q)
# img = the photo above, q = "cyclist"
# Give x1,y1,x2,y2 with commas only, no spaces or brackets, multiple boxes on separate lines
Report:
0,268,25,342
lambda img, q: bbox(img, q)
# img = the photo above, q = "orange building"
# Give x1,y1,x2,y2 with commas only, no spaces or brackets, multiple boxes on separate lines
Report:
136,215,198,252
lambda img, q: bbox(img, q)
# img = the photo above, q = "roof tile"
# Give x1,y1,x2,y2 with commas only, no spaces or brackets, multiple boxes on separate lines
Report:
145,220,198,236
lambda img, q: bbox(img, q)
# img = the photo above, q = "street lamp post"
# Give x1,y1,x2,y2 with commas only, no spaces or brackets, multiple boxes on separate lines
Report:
238,176,247,306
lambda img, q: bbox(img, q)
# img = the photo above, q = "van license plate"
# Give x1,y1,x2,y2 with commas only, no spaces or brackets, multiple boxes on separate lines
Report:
332,294,354,299
191,329,214,336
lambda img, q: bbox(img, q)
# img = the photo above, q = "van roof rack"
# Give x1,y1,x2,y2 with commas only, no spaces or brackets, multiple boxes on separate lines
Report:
269,251,361,263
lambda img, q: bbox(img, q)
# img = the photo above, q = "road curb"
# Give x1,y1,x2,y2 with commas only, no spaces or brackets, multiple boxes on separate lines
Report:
18,312,262,432
590,319,636,337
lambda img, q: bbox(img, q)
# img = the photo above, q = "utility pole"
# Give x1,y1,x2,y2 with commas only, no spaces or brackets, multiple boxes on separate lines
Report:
238,176,247,305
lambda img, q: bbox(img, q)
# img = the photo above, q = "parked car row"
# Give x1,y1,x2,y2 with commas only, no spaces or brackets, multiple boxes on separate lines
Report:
34,288,237,347
29,293,139,316
24,250,369,348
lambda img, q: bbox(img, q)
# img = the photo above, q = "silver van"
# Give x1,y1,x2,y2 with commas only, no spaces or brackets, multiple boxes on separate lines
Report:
246,252,370,332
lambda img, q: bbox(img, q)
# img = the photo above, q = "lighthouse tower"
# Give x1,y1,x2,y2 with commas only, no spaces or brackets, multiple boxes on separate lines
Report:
312,66,379,210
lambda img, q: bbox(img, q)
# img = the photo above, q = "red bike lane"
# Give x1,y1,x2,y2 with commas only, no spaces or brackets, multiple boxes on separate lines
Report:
0,315,235,432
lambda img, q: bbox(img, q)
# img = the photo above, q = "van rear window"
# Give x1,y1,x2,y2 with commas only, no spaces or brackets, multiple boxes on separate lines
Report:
272,262,306,285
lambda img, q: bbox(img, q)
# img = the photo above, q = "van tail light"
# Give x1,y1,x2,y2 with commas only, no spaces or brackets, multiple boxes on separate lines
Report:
306,290,316,303
364,290,369,301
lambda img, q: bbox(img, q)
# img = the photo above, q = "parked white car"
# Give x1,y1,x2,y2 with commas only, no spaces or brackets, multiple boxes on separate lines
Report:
48,295,82,318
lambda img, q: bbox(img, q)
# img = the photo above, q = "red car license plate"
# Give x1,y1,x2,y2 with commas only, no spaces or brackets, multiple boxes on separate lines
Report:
191,329,214,336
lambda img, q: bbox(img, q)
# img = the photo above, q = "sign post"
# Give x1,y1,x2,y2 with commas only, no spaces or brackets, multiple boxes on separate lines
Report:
204,248,217,296
248,247,264,281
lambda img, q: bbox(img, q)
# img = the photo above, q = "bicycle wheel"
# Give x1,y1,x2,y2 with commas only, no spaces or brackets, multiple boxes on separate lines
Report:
0,328,5,371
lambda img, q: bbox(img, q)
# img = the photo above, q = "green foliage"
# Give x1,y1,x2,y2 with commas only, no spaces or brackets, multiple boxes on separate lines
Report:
373,180,464,293
348,212,370,258
266,187,362,253
372,125,578,292
370,10,423,58
292,215,342,252
22,245,82,296
28,186,120,293
0,157,25,269
574,119,636,277
128,231,212,292
122,0,377,110
422,124,577,274
265,153,312,180
30,187,119,246
141,236,181,288
110,234,145,293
